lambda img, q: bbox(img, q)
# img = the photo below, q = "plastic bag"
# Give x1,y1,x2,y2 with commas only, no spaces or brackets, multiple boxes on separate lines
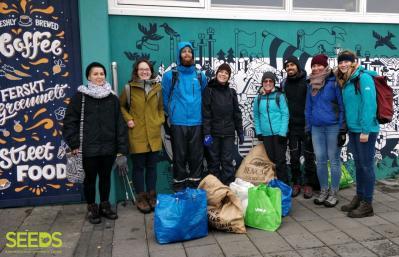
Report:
268,179,292,217
154,188,208,244
245,184,282,232
328,163,354,189
229,178,255,216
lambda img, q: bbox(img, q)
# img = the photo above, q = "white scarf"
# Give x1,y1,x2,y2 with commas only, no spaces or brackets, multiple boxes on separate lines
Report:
78,81,115,99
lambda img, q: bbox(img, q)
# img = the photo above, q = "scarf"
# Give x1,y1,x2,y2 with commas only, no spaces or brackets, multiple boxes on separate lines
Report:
309,67,331,96
134,79,157,95
78,81,114,99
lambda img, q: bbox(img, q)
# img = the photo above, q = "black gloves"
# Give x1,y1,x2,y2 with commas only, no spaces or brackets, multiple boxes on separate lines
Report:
337,132,347,147
257,134,263,141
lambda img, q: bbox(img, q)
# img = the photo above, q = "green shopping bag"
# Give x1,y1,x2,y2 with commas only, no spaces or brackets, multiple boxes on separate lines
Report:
328,163,354,189
245,184,282,231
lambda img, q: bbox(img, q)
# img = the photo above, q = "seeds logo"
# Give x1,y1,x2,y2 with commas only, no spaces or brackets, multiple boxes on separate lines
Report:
4,231,63,254
0,0,81,206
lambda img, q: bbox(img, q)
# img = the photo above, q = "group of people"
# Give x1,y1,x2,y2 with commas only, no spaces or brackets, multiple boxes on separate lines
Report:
62,41,379,225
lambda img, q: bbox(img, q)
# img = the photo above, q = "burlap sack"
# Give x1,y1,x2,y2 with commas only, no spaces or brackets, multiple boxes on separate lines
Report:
198,175,246,233
235,144,276,185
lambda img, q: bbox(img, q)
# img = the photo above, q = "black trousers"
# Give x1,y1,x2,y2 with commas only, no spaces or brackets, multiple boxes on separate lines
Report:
131,151,158,193
288,133,318,188
262,136,289,184
170,125,204,190
83,155,115,204
206,136,235,185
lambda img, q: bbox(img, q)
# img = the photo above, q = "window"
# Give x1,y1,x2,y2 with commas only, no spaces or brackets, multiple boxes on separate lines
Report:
116,0,204,8
293,0,358,12
212,0,283,8
367,0,399,13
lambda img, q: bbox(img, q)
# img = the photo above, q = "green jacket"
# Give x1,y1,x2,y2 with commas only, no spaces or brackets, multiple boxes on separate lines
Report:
119,81,165,153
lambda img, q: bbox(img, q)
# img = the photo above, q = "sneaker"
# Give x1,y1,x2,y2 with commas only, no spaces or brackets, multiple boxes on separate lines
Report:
324,189,339,207
99,201,118,220
303,185,313,199
314,188,329,205
347,201,374,218
87,203,101,224
292,184,301,197
341,195,360,212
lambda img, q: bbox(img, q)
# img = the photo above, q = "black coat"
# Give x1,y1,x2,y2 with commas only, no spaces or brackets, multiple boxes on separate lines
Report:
62,92,128,157
202,79,243,137
284,70,308,135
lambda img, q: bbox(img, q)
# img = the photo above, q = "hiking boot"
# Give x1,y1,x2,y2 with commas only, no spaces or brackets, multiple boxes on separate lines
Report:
314,188,329,205
99,201,118,220
87,203,101,224
147,190,157,211
324,189,339,208
292,185,301,197
341,195,360,212
136,192,151,214
303,185,313,199
347,201,374,218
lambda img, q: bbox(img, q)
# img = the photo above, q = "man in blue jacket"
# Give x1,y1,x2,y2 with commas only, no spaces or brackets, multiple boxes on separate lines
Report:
162,42,207,191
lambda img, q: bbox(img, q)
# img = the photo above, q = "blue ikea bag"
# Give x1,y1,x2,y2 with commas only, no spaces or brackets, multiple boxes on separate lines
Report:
268,179,292,216
154,188,208,244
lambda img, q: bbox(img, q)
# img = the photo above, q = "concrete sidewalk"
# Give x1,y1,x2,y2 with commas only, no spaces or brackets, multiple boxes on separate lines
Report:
2,184,399,257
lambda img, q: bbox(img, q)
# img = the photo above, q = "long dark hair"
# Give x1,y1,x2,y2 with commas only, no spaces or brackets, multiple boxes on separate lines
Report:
129,58,155,82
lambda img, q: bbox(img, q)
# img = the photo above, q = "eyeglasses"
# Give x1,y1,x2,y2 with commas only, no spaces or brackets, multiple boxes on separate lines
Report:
262,79,274,84
138,68,151,72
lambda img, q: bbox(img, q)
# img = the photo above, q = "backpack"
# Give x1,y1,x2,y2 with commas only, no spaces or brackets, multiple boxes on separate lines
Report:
124,83,160,109
354,71,393,124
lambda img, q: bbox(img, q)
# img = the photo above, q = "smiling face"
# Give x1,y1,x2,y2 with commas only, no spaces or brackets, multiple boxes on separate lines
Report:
137,61,152,80
88,67,105,86
311,64,325,75
180,47,193,66
338,60,353,74
285,62,298,76
262,78,275,92
216,70,229,84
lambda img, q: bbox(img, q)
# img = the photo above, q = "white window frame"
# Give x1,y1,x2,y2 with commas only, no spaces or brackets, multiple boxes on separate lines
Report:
108,0,399,24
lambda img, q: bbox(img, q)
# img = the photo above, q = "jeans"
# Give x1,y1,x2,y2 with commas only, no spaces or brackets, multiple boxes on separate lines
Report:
349,132,378,203
311,125,341,191
132,151,159,193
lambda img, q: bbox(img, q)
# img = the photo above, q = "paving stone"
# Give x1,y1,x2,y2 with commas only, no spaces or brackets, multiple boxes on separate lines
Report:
357,215,392,227
150,248,186,257
327,217,364,230
313,229,354,246
112,240,148,257
183,233,217,248
378,212,399,224
22,206,61,225
330,242,378,257
186,244,224,257
277,221,308,236
391,237,399,245
297,247,338,257
373,192,398,203
383,200,399,211
373,202,395,213
312,207,346,219
290,208,321,222
213,231,249,243
283,231,324,249
86,229,103,257
361,239,399,256
218,239,262,257
370,224,399,238
300,219,336,233
344,226,385,242
264,250,302,257
247,228,292,253
74,231,92,257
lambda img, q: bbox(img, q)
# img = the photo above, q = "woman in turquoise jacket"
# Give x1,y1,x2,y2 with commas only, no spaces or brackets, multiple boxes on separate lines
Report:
335,50,379,219
253,72,289,184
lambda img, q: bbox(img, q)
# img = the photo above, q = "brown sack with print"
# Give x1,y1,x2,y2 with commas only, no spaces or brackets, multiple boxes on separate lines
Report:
235,144,276,185
198,175,246,233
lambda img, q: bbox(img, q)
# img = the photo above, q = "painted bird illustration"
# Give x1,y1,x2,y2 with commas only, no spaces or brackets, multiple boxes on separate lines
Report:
160,23,180,39
136,23,163,50
373,31,397,50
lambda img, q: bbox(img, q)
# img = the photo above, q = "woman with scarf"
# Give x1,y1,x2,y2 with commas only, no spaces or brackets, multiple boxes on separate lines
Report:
63,62,129,224
305,54,345,208
253,72,289,184
119,59,164,213
335,50,379,218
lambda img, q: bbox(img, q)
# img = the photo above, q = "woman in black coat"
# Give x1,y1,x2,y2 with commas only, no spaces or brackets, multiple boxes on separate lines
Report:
63,62,128,224
202,63,243,185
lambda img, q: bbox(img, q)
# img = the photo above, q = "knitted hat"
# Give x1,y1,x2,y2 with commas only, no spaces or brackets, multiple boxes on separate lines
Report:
216,63,232,79
283,56,301,70
337,52,356,63
86,62,106,79
311,54,329,67
261,71,277,84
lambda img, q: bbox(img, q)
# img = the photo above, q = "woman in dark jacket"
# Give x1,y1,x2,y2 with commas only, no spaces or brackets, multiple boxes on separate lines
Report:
202,63,243,185
305,54,345,208
63,62,128,224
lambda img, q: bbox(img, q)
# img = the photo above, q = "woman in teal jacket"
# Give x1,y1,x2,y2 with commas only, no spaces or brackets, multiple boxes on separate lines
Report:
335,50,379,219
253,72,289,183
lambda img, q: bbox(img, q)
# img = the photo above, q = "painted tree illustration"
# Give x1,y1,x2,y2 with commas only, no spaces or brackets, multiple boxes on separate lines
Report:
217,49,226,62
226,48,236,64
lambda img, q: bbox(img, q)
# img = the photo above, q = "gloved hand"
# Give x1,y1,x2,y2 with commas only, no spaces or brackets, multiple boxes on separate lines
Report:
204,135,213,146
239,133,244,145
257,134,263,141
337,132,347,147
305,131,312,145
278,135,287,145
115,155,128,176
